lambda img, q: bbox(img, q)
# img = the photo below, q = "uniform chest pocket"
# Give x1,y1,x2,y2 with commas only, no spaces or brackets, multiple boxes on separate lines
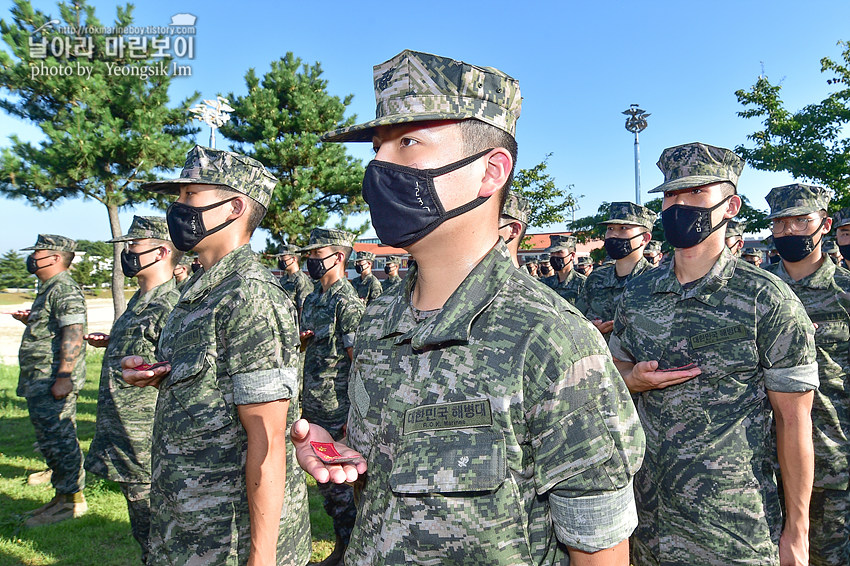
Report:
389,429,506,494
814,320,850,343
310,321,334,342
160,348,233,443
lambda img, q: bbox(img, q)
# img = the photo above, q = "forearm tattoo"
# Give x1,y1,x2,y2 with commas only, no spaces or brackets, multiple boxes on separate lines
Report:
59,324,84,367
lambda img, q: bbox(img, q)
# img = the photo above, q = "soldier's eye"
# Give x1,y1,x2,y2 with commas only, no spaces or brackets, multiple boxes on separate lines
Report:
400,137,418,148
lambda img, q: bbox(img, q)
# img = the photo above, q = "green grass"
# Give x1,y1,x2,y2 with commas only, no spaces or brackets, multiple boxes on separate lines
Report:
0,292,35,306
0,351,336,565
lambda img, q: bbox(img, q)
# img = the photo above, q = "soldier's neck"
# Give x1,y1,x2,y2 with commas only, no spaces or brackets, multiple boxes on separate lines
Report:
782,250,825,282
673,236,724,285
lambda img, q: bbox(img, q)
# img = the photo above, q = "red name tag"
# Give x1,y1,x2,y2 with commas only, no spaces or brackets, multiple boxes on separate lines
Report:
133,361,169,371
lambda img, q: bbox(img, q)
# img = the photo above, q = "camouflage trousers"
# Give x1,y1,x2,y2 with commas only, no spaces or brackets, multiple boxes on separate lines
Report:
25,392,84,494
810,487,850,566
119,482,152,565
304,412,356,544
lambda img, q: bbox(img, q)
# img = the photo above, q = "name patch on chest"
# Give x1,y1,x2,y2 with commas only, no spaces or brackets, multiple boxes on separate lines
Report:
403,399,492,435
690,324,748,349
171,328,201,350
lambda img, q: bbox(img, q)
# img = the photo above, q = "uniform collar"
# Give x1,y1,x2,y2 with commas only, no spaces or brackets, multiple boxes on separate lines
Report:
130,277,176,314
651,245,736,307
36,270,74,295
599,256,650,286
180,244,254,303
773,256,837,290
380,241,513,349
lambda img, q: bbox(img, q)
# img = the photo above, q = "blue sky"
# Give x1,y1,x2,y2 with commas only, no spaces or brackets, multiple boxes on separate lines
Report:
2,0,849,252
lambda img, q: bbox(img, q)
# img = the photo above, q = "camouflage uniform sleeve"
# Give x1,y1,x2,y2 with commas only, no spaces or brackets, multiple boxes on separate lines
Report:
369,276,383,302
222,280,301,405
525,314,644,552
52,281,87,328
757,290,819,392
336,291,365,350
608,299,634,362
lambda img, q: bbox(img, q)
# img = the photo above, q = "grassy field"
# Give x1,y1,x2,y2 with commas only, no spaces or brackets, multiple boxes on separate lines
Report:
0,351,334,565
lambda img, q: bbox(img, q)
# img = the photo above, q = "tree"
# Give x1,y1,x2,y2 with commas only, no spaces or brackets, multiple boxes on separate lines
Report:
75,239,113,288
512,153,579,230
736,40,850,209
0,249,34,289
220,53,367,248
0,0,199,318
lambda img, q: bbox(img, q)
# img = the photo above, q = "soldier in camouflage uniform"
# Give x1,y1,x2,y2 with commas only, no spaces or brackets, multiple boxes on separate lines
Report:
763,184,850,566
498,189,529,268
277,243,313,317
538,252,553,277
642,240,663,268
610,142,818,565
172,255,192,290
742,246,763,267
123,147,311,565
293,49,645,566
725,218,746,256
575,255,593,277
540,234,586,304
822,236,842,265
298,227,364,566
834,208,850,270
351,251,383,304
15,234,88,527
524,258,540,277
578,202,656,339
84,216,181,563
381,255,403,291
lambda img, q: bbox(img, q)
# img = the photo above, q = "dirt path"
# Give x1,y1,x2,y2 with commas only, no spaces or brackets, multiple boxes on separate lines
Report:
0,298,116,365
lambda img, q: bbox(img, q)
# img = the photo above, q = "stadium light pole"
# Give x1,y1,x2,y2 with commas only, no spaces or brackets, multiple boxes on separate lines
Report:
623,104,650,205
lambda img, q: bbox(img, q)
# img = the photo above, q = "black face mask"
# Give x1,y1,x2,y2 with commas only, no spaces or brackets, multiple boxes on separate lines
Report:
839,244,850,261
604,233,643,260
549,255,570,272
661,196,732,249
166,197,239,252
306,253,338,280
354,264,364,274
191,262,202,273
540,265,552,276
773,219,826,263
121,246,161,277
26,254,52,274
362,149,493,248
384,265,394,275
769,254,780,264
278,257,294,271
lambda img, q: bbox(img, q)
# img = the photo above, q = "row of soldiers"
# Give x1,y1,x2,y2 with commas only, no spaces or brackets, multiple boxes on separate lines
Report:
10,47,850,566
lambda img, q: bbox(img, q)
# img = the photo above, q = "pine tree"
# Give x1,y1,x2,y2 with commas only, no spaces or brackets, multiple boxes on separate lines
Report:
0,0,198,318
0,249,34,289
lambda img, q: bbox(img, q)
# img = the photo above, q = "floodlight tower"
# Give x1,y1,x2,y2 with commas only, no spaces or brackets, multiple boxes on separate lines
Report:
190,96,234,148
623,104,650,205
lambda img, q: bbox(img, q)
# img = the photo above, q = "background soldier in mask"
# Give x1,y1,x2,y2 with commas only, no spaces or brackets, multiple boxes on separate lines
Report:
642,240,663,268
538,253,553,277
764,183,850,566
742,246,763,267
121,146,311,565
292,49,644,566
84,216,181,563
497,189,529,268
299,227,364,566
725,219,746,256
575,256,593,277
277,243,313,318
352,250,383,304
578,202,655,339
610,142,817,566
540,234,586,304
381,255,402,291
15,234,88,527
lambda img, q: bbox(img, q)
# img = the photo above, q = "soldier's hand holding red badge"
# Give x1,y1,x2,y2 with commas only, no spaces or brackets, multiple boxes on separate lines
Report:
84,332,110,348
11,309,31,323
291,418,367,485
120,355,171,389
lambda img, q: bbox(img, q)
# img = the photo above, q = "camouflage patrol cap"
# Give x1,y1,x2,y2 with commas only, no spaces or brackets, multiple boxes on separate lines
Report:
501,190,530,225
299,228,356,252
356,251,376,262
277,243,300,256
576,256,593,266
644,240,662,254
106,215,171,243
21,234,77,252
650,142,744,193
142,146,279,208
384,255,402,266
833,207,850,229
725,219,746,238
742,247,762,257
598,201,657,231
545,234,576,253
539,253,551,262
322,50,522,142
765,183,830,220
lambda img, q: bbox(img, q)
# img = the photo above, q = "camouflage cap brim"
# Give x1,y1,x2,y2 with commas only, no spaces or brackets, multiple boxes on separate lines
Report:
142,177,233,195
648,175,731,194
323,113,488,142
765,205,825,220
